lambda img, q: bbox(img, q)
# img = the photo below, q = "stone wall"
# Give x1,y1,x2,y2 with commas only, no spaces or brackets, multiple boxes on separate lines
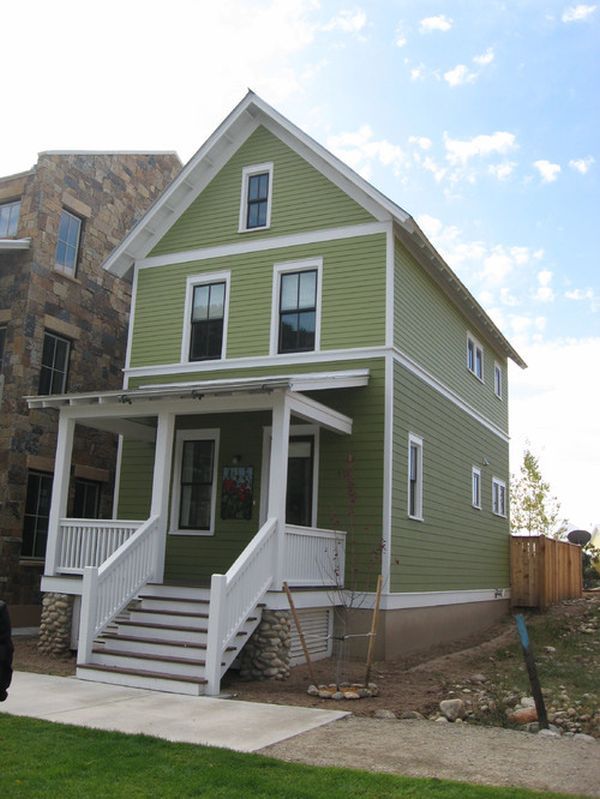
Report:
238,609,292,681
38,592,74,656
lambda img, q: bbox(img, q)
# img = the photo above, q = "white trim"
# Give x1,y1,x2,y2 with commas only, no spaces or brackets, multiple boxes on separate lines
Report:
269,258,323,356
467,331,484,383
407,433,424,521
382,353,393,587
385,223,394,348
123,263,139,388
472,466,482,510
180,270,231,363
170,429,220,535
492,476,507,518
112,435,123,519
138,222,388,271
360,587,511,610
0,237,31,250
238,162,273,233
494,361,503,399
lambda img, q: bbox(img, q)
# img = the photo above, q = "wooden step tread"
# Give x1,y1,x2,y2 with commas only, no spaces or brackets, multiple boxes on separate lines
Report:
78,663,208,684
99,633,238,652
92,647,217,667
117,620,208,633
137,594,210,605
131,608,209,619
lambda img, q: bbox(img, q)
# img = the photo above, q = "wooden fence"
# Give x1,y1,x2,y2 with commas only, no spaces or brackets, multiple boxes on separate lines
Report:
511,536,583,610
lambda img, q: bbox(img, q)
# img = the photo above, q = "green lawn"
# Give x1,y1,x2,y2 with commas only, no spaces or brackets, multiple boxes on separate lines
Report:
0,714,586,799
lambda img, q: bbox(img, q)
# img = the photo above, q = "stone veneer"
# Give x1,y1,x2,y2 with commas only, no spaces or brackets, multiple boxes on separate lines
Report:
238,609,292,681
0,152,181,624
38,592,74,656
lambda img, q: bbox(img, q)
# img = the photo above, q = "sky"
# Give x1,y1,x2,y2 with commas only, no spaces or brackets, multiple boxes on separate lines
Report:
4,1,599,528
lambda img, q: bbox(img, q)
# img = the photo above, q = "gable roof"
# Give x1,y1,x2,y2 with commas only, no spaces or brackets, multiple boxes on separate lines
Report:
103,91,526,368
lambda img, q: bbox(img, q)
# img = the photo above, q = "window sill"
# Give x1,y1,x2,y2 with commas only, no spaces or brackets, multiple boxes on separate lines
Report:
53,267,81,285
472,504,482,511
467,368,484,384
408,514,424,522
492,512,507,519
238,224,270,234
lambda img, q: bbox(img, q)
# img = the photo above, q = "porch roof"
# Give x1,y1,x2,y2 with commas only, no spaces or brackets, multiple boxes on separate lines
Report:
26,368,370,410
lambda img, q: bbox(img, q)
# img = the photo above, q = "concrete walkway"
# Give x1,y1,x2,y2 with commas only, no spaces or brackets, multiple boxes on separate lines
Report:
1,672,347,752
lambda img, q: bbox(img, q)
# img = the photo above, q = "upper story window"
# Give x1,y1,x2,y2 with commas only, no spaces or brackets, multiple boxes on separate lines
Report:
494,362,503,399
271,259,322,355
55,209,82,276
472,466,482,509
238,162,273,232
0,326,6,371
0,200,20,237
492,477,507,517
467,332,484,382
182,272,230,363
22,471,53,559
408,433,424,520
38,331,70,395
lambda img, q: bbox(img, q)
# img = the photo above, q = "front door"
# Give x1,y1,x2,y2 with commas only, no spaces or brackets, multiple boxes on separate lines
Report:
286,437,314,526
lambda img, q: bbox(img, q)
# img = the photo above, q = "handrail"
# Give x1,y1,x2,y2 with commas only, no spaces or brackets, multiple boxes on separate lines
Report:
77,515,161,665
56,519,143,574
204,517,278,694
284,524,346,587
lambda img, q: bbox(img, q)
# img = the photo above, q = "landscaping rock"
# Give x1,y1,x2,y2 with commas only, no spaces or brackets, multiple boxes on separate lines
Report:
400,711,425,720
374,709,397,720
573,733,596,744
439,698,466,722
508,707,538,725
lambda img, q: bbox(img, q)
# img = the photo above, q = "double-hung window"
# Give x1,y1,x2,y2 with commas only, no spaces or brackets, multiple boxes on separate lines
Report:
494,362,503,399
22,471,53,558
55,209,82,276
408,434,424,520
171,430,220,534
467,333,484,382
272,260,322,355
492,477,507,517
239,163,273,232
38,331,70,395
72,478,101,519
472,467,482,509
0,200,20,237
183,272,229,362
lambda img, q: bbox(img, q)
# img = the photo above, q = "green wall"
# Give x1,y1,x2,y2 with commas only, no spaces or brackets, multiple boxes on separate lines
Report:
151,125,374,256
394,237,508,431
391,361,510,592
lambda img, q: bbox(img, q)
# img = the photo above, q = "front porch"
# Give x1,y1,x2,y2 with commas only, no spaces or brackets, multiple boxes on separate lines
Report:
28,371,368,694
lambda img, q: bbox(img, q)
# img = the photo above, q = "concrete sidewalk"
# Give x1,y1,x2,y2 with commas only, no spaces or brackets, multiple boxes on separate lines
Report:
1,671,347,752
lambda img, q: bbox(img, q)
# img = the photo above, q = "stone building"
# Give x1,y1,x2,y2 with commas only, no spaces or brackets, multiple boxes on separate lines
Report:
0,151,181,625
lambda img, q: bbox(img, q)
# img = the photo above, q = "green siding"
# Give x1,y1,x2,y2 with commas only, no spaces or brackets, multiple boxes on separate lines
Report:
117,439,155,520
130,234,386,367
394,237,509,431
391,361,510,592
150,126,373,256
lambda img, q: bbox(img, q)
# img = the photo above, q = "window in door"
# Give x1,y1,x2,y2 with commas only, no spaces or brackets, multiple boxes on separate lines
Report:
171,430,219,534
286,437,314,527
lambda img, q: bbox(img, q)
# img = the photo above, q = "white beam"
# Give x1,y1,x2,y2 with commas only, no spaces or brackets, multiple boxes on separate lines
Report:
287,392,352,435
75,417,157,442
267,392,290,588
150,412,176,580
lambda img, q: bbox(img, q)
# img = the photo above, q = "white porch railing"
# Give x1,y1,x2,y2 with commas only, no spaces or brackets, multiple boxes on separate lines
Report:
204,517,278,695
77,515,161,665
56,519,143,574
284,525,346,587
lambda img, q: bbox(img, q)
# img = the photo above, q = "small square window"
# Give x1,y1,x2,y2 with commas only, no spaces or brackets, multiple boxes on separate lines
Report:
0,200,21,237
494,362,503,398
492,477,506,517
55,209,82,276
39,331,70,395
239,163,273,232
408,434,424,520
22,471,53,559
472,467,481,509
467,333,484,382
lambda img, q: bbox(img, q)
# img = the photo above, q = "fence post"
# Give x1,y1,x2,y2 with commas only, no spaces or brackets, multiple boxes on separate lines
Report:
205,573,227,696
77,566,99,665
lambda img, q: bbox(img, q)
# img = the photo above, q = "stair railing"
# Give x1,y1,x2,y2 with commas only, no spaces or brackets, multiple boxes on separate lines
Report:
204,517,277,695
77,514,161,665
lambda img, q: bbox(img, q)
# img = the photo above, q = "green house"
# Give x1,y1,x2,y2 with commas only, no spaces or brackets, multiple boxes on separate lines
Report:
30,92,526,695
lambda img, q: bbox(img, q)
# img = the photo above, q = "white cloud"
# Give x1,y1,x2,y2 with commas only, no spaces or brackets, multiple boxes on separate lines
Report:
533,159,561,182
510,337,600,526
421,156,447,182
482,250,514,283
410,64,426,81
500,287,520,306
488,161,516,180
537,270,553,287
561,4,597,22
444,64,477,87
569,156,595,174
322,8,367,34
395,24,407,47
326,124,407,179
565,287,600,311
419,15,453,33
444,131,517,165
473,47,495,66
409,136,432,150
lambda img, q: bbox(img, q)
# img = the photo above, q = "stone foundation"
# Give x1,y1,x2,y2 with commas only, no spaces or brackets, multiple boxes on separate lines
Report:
239,609,291,681
38,593,74,656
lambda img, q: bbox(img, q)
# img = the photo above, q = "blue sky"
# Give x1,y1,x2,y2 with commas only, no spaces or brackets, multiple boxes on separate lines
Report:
4,1,599,526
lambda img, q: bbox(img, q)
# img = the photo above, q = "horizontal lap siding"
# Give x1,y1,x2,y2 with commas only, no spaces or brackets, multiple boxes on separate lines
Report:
117,440,155,520
394,238,508,432
130,234,386,367
391,361,510,592
150,125,373,256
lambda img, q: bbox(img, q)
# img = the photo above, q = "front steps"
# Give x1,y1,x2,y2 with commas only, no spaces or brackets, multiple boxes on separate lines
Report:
76,583,262,695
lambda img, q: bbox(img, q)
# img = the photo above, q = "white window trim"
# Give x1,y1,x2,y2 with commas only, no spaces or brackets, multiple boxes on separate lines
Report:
269,258,323,356
494,361,503,399
407,433,424,521
466,332,484,383
238,162,274,233
170,429,220,535
54,208,82,278
472,466,482,509
180,271,231,364
492,476,507,518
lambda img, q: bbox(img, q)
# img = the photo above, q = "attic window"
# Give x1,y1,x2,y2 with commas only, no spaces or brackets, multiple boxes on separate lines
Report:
239,162,273,232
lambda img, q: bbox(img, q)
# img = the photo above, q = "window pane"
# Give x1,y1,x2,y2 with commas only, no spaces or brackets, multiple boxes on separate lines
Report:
41,333,55,368
255,200,267,227
55,210,81,273
257,173,269,199
0,205,9,235
298,270,316,308
0,201,20,237
54,337,69,371
247,203,259,228
208,283,225,320
180,484,211,528
280,273,298,311
279,312,298,352
248,174,260,201
182,440,213,483
192,285,209,321
297,311,315,349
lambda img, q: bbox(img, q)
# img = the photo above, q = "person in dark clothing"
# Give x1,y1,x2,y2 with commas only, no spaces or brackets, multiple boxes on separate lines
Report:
0,600,14,701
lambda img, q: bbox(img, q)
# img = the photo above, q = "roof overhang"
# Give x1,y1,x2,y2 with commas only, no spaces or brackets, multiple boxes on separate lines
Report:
0,238,31,251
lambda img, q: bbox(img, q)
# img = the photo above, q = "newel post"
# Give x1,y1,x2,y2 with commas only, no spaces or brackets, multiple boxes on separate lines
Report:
77,565,99,664
268,392,290,589
45,412,75,577
150,411,175,581
205,573,227,695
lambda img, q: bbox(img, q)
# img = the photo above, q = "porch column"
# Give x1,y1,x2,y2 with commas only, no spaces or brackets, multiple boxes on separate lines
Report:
268,391,290,589
45,412,75,577
150,411,176,581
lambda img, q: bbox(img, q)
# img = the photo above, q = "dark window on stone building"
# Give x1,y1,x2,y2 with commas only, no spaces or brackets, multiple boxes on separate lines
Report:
72,478,101,519
55,209,82,276
22,471,53,559
0,200,20,237
39,331,70,395
0,326,6,370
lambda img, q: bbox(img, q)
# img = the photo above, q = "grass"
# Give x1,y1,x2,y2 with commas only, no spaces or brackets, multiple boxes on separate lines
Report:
0,714,587,799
